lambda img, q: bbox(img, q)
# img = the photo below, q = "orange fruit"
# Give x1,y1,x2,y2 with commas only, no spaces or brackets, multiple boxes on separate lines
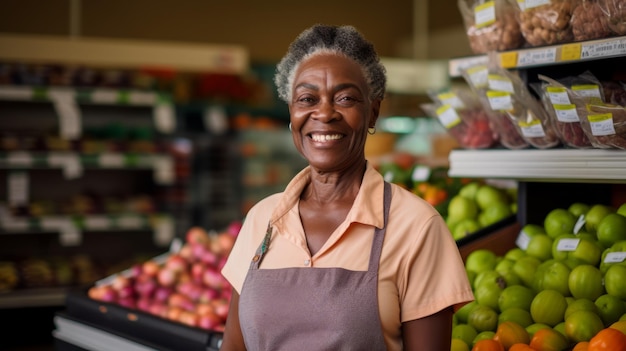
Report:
587,327,626,351
509,344,537,351
572,341,589,351
471,338,505,351
609,320,626,334
494,321,531,350
529,328,569,351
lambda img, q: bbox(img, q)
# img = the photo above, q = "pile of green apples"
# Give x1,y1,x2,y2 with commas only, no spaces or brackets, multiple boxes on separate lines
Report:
451,202,626,351
446,181,517,241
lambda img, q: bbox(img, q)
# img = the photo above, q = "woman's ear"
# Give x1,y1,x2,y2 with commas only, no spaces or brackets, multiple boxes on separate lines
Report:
369,99,382,128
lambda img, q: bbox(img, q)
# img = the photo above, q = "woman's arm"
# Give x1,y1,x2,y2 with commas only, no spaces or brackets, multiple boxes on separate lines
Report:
401,306,454,351
219,290,246,351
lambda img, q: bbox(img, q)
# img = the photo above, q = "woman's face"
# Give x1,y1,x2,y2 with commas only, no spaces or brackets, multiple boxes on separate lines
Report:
289,53,380,172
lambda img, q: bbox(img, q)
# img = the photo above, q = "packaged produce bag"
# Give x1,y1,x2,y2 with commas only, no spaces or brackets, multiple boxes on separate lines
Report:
515,0,577,46
458,0,525,54
424,85,500,149
536,74,594,148
571,0,613,41
598,0,626,35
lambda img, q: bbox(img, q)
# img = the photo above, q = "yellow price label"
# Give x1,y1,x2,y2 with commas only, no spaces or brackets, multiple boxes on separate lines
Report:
499,52,518,68
561,43,582,61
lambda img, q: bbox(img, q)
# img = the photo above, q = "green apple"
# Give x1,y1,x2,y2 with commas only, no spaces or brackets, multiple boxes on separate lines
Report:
595,293,626,326
585,204,615,234
475,185,509,210
465,249,498,274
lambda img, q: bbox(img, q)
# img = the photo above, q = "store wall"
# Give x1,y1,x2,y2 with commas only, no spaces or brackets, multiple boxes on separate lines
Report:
0,0,472,63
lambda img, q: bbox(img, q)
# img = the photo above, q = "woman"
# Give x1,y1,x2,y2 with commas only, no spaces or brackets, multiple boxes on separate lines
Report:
220,24,474,350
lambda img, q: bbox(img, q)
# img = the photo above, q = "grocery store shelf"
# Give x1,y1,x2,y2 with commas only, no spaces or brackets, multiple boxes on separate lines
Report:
0,85,172,105
448,149,626,183
0,287,67,308
449,36,626,77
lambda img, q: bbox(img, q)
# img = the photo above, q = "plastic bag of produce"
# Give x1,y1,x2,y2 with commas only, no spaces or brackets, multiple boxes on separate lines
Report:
536,74,594,148
571,0,613,41
585,100,626,149
424,86,500,149
458,0,525,54
567,71,616,148
461,63,529,149
515,0,578,46
598,0,626,35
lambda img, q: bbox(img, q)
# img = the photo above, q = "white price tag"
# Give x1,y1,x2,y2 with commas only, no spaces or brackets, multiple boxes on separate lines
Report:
515,230,531,250
91,89,119,104
519,120,546,138
466,66,488,89
474,1,496,28
7,152,33,167
154,216,175,247
572,85,602,99
525,0,550,9
8,172,29,206
553,104,579,123
581,39,626,59
48,153,83,179
411,165,431,182
547,87,570,105
487,91,513,111
588,113,616,136
436,105,462,129
573,214,586,234
488,75,514,93
50,90,81,140
153,156,175,185
59,223,82,246
99,153,125,168
154,104,176,134
556,238,580,252
129,91,156,105
2,217,30,231
604,252,626,263
517,48,556,67
437,93,465,110
117,215,144,229
84,216,112,230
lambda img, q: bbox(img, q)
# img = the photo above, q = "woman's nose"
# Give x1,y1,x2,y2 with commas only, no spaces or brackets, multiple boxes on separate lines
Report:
313,99,338,121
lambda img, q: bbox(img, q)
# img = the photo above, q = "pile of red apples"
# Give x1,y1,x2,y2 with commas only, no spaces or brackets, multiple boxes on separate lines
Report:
87,221,241,331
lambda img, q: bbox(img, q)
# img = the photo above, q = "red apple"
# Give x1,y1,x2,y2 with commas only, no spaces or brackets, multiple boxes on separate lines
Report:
157,267,179,287
142,260,161,277
165,254,188,273
197,311,222,331
186,227,210,245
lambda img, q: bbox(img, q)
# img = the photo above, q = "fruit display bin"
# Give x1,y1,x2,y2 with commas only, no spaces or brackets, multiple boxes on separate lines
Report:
55,288,223,351
456,214,520,261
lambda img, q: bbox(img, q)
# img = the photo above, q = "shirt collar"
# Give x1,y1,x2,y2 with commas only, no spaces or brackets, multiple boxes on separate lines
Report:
270,162,386,229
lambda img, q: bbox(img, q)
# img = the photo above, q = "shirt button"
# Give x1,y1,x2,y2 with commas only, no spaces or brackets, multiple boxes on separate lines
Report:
304,259,310,266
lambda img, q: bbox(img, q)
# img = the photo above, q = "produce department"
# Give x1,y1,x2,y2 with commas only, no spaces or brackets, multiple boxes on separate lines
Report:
2,0,626,350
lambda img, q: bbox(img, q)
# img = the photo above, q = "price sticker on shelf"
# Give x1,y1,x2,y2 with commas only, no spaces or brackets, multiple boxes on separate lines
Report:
499,51,518,69
517,48,556,67
581,39,626,59
604,252,626,263
153,216,175,247
154,104,176,134
117,215,145,229
556,238,580,252
129,91,157,105
50,90,82,140
91,89,119,104
8,171,29,206
561,43,582,61
153,156,175,185
1,217,30,231
7,152,33,167
411,165,431,183
59,224,82,247
99,153,125,168
48,153,83,179
84,216,113,230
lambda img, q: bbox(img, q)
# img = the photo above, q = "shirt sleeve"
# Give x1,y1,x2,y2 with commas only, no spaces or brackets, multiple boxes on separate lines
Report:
399,214,475,322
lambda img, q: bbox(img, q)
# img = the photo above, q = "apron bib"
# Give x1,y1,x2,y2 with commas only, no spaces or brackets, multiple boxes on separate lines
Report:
238,182,391,351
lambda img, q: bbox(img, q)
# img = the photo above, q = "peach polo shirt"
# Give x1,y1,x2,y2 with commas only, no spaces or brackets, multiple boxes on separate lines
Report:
221,162,474,350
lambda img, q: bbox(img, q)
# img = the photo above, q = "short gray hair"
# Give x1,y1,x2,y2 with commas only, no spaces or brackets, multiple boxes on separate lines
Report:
274,24,387,103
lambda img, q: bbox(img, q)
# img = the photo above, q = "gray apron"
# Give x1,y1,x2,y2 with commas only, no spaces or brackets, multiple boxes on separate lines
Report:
238,182,391,351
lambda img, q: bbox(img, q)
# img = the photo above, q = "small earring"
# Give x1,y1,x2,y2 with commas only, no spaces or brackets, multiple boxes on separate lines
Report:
289,123,292,131
368,127,376,135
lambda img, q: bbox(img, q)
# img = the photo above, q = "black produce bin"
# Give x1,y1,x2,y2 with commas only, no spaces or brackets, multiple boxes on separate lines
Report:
57,288,223,351
456,214,521,261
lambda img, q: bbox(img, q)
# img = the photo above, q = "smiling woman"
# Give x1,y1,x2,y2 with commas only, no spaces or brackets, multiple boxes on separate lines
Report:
219,24,474,351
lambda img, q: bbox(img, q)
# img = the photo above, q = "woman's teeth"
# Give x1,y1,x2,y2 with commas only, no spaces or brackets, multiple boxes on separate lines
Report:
311,134,342,142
